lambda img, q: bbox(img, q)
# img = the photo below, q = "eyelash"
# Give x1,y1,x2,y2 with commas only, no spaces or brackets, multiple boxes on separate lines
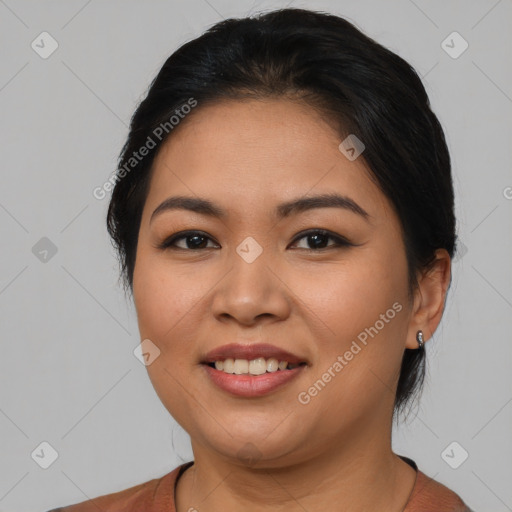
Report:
156,229,353,252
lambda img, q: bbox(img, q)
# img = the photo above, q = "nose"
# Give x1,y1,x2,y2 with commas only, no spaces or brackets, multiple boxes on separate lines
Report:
210,247,291,327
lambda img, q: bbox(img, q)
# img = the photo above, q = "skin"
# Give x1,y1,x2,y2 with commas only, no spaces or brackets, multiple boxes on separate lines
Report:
132,98,451,512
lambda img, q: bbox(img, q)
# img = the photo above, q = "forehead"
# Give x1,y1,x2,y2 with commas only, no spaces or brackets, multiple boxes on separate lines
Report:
145,99,392,221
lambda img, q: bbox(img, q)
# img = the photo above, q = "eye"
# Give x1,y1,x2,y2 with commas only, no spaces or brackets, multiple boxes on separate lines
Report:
157,229,352,252
157,230,219,250
289,229,352,250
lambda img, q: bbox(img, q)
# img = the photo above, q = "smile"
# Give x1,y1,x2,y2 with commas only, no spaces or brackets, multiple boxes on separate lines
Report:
207,357,305,375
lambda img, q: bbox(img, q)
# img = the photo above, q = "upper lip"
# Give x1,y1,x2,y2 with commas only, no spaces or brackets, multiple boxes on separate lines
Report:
202,343,307,365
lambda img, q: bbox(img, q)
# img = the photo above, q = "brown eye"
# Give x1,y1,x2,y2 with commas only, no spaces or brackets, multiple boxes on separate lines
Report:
290,229,352,250
158,231,219,250
157,229,352,251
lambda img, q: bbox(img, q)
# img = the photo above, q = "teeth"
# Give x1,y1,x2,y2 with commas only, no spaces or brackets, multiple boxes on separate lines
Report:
266,358,279,372
249,357,267,375
223,358,234,373
234,359,249,374
210,357,302,375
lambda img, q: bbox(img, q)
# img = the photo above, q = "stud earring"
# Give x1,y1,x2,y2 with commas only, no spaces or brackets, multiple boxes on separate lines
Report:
416,330,424,349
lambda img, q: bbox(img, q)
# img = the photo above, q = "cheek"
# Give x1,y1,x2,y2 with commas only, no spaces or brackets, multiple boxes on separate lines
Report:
297,255,406,339
133,251,198,352
132,253,203,419
293,261,410,426
294,245,411,399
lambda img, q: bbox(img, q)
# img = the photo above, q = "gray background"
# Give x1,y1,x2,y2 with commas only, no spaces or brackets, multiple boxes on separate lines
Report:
0,0,511,510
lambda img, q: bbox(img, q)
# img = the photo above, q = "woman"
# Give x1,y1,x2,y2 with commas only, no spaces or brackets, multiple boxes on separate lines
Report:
48,7,473,511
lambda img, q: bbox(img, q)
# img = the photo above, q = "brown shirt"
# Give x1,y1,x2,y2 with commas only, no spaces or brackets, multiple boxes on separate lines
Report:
47,457,473,512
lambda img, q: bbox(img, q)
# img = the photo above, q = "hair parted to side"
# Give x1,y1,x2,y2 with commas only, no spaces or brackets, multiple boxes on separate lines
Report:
106,8,458,418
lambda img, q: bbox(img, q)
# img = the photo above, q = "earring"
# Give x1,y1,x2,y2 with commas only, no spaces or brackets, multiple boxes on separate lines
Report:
416,330,424,349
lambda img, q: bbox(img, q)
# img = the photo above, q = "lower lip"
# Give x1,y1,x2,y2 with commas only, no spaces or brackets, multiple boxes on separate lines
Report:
202,364,305,397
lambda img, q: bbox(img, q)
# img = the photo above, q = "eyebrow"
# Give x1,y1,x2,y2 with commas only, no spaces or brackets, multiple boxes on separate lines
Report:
150,193,370,224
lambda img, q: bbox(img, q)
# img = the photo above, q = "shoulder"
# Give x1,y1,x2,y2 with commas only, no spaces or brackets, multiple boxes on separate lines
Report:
406,468,473,512
45,463,191,512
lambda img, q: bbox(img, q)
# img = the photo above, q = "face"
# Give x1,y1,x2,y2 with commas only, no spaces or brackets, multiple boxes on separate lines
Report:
133,98,416,467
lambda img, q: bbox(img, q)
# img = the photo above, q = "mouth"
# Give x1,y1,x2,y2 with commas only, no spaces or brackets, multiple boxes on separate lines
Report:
201,342,308,375
200,343,309,397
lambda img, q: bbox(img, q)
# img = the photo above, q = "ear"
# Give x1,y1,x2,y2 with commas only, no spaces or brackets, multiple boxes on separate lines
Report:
405,249,452,349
